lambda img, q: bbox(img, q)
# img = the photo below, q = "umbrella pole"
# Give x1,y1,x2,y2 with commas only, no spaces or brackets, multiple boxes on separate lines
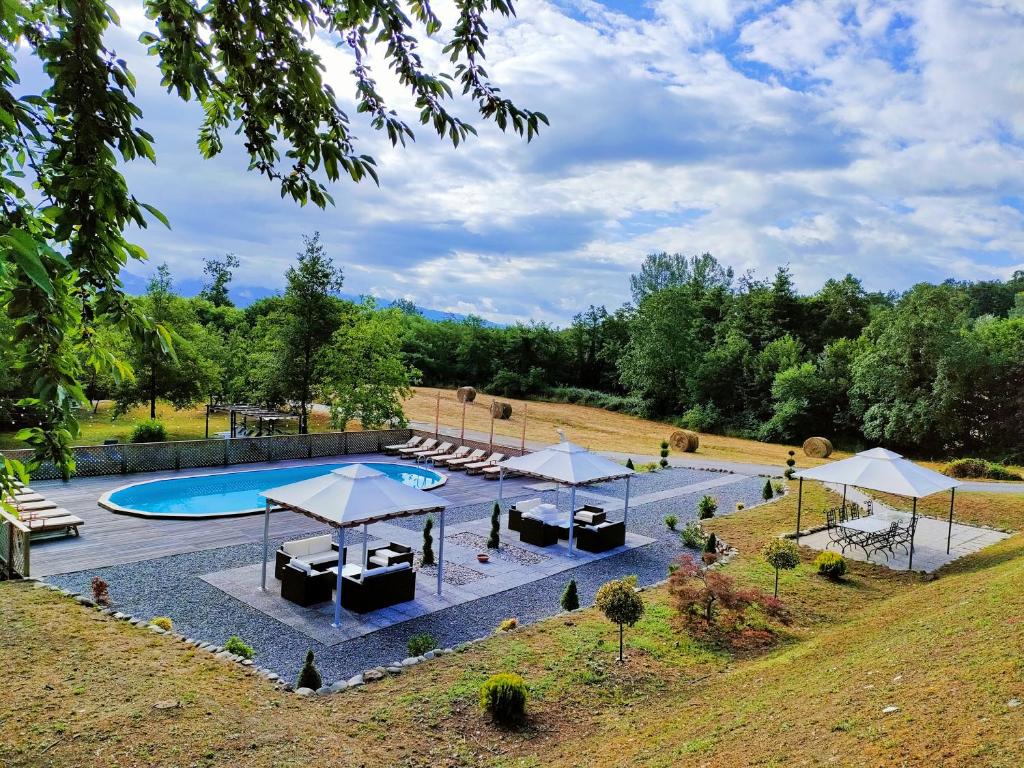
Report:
908,498,917,571
498,467,504,503
333,526,346,628
946,487,955,554
795,477,803,537
437,509,445,595
623,474,631,528
568,486,576,556
260,499,271,591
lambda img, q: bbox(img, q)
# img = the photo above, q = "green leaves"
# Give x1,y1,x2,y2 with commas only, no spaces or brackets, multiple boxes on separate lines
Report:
2,230,53,296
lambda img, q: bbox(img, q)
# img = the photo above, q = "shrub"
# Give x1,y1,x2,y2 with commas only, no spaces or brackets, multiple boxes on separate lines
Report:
150,616,173,631
680,521,706,549
625,458,634,470
659,440,669,469
480,673,528,724
421,516,435,566
735,501,745,511
130,419,166,443
91,576,111,607
560,579,579,611
487,502,501,549
680,402,722,433
815,551,848,579
697,495,718,520
225,635,254,659
786,450,796,468
664,514,678,530
669,555,783,629
297,649,322,690
498,617,518,632
542,387,645,417
784,467,795,479
762,479,774,500
407,633,438,657
944,458,1021,480
595,576,645,662
704,532,718,555
773,481,786,495
762,539,801,598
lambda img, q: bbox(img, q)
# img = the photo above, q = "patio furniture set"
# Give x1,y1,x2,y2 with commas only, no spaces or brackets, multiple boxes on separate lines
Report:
824,504,916,561
274,533,416,612
3,480,84,538
508,498,626,553
385,436,505,476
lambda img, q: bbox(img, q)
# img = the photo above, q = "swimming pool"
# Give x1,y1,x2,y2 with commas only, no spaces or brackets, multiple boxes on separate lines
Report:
98,462,446,519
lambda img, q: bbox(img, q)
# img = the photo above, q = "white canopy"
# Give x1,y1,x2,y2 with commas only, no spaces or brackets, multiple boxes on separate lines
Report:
794,447,960,498
498,440,634,485
262,463,448,527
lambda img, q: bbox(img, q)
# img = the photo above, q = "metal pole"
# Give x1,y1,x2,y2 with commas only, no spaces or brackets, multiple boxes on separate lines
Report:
260,499,271,591
946,487,955,554
498,467,504,503
841,484,847,515
623,474,631,527
437,509,445,595
568,486,577,556
460,399,466,441
488,409,495,452
435,391,440,440
205,402,210,439
908,498,917,571
520,403,527,452
333,526,346,627
795,477,803,537
361,522,369,582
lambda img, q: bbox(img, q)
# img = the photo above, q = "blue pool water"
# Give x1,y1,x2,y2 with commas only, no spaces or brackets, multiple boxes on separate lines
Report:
100,462,445,518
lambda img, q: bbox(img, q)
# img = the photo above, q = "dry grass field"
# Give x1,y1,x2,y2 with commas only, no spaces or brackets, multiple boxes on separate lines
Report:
4,486,1022,767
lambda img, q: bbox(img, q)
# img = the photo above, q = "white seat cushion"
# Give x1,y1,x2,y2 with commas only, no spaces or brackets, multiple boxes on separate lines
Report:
575,511,601,524
369,555,390,567
282,535,332,557
306,551,339,567
289,560,314,574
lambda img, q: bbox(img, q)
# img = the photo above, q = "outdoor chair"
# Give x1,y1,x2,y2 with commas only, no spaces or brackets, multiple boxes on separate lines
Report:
280,561,335,607
865,522,902,560
275,535,343,579
410,441,453,462
366,542,414,569
574,505,606,525
443,448,486,469
26,513,85,538
399,438,436,457
427,445,469,466
508,498,543,531
574,520,626,553
384,436,422,455
518,515,559,547
341,562,416,613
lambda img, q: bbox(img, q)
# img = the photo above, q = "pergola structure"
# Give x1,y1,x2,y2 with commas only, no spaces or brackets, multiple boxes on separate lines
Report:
260,464,449,627
206,403,302,438
496,440,634,555
793,447,961,570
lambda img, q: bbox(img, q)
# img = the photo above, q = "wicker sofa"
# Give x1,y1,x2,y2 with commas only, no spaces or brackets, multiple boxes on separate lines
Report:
275,534,343,580
518,514,559,547
341,563,416,613
574,520,626,553
507,498,543,532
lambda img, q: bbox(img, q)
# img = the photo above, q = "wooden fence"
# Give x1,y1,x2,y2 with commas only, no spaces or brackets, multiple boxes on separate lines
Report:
0,428,414,482
0,509,30,579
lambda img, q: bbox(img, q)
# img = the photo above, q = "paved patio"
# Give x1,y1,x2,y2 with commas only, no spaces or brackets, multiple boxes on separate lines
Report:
797,486,1009,572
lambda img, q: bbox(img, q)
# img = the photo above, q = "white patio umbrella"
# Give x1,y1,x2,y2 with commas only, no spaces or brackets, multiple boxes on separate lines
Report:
260,464,449,627
497,440,634,554
794,447,960,570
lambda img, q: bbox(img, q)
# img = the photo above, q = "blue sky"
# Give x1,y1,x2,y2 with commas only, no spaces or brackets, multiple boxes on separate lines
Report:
89,0,1024,323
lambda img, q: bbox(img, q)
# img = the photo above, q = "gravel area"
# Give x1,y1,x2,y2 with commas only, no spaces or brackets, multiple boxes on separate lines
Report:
448,532,548,565
48,468,774,684
414,556,486,586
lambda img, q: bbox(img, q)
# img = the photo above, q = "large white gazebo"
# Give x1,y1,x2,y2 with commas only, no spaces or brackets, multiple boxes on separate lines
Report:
793,447,960,570
260,464,449,627
496,440,634,554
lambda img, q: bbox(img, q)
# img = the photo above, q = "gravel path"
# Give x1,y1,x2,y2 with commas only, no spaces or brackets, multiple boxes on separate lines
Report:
48,468,771,684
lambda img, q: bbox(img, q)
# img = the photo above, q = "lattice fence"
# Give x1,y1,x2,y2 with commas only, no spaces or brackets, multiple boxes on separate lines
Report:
0,510,30,579
0,429,414,482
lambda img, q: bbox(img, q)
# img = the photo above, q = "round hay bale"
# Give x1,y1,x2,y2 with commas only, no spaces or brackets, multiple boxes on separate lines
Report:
669,429,700,453
456,386,477,403
802,436,833,458
490,401,512,420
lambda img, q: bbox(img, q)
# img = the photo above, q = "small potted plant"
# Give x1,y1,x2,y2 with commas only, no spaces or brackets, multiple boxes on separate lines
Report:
477,552,491,563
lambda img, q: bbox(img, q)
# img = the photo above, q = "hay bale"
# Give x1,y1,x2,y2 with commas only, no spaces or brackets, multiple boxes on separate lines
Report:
802,437,833,458
669,429,699,453
490,401,512,420
456,386,477,403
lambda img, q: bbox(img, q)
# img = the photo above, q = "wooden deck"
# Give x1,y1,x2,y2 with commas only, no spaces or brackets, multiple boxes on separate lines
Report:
25,453,534,577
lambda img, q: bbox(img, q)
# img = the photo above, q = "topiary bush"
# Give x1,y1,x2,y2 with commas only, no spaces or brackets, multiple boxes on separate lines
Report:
407,633,438,657
480,673,528,724
703,532,718,559
130,419,167,443
487,502,501,549
421,516,435,566
625,457,635,470
659,440,669,469
225,635,254,659
762,479,774,500
595,575,645,662
560,579,579,611
815,551,848,579
297,649,322,690
664,514,678,530
697,495,718,520
150,616,173,631
762,539,801,598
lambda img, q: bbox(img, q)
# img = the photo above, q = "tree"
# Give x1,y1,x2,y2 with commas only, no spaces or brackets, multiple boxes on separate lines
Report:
0,0,545,491
488,502,501,549
296,649,322,691
422,517,435,566
762,539,800,598
198,254,240,308
762,479,774,500
595,576,645,663
277,234,344,432
560,579,579,611
324,303,416,429
669,555,782,627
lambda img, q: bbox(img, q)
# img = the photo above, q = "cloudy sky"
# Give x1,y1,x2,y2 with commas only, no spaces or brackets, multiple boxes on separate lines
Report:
92,0,1024,323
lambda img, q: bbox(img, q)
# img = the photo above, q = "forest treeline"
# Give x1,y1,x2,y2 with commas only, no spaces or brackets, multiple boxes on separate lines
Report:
2,245,1022,460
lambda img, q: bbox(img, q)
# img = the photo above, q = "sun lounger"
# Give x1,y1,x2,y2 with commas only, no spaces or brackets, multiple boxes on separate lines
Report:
399,437,436,457
427,445,470,466
13,499,58,512
411,441,453,462
465,453,505,475
384,436,423,455
26,513,84,537
19,506,76,520
443,448,486,469
4,492,45,504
